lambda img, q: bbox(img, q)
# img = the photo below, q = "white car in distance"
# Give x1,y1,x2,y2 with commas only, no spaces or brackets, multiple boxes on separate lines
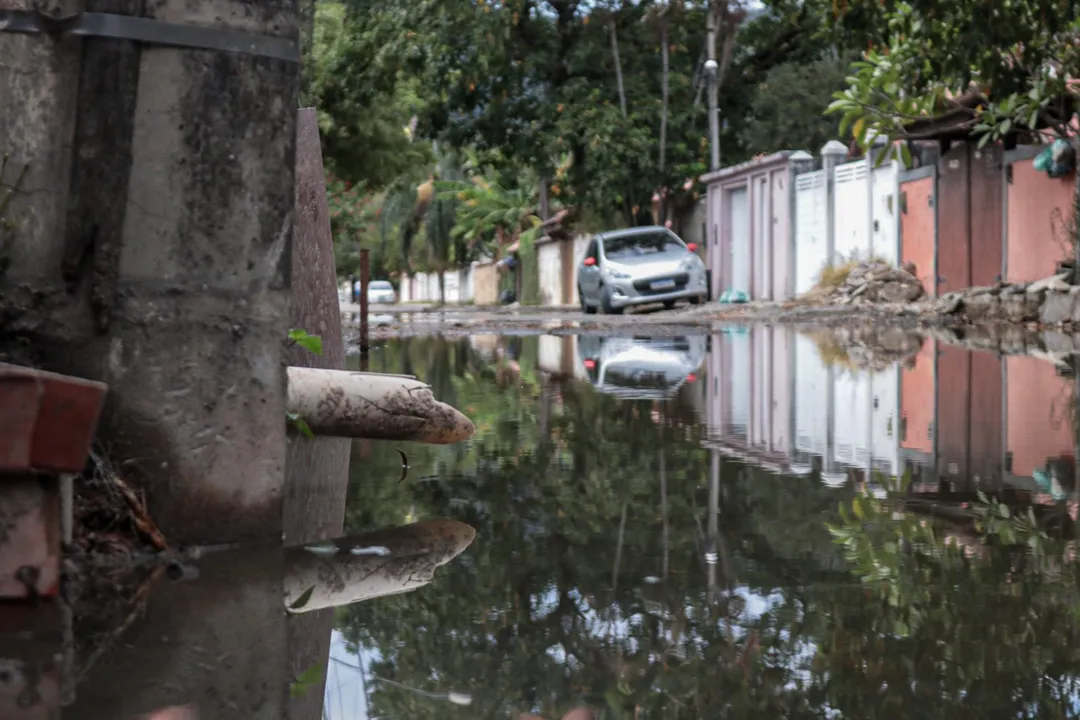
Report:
366,280,397,305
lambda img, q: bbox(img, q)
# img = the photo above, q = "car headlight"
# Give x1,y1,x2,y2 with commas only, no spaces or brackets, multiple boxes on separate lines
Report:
679,256,701,271
605,268,632,280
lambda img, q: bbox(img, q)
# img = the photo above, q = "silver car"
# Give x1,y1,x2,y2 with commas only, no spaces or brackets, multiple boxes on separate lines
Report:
577,227,707,314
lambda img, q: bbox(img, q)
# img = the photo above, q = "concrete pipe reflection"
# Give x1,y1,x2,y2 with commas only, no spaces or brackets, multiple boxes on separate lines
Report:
284,518,476,613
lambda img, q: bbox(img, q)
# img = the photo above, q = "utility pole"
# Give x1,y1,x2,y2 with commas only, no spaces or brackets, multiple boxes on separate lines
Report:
705,2,721,172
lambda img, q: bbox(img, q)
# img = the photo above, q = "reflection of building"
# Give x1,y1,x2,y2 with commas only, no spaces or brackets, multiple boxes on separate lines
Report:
538,334,578,379
900,339,935,487
704,326,795,470
1005,355,1076,497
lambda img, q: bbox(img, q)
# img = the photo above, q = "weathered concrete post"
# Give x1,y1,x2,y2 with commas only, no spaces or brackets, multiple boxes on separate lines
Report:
821,140,849,268
284,107,351,720
5,4,299,715
787,150,814,299
0,0,90,350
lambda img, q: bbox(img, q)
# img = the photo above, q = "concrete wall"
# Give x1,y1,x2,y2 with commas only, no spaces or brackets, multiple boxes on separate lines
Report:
473,261,499,305
537,238,563,306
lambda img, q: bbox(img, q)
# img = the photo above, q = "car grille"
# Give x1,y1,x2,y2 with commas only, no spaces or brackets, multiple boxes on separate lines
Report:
632,273,690,295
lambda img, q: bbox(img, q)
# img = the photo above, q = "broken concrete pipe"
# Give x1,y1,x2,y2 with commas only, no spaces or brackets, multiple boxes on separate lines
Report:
283,518,476,613
285,367,475,444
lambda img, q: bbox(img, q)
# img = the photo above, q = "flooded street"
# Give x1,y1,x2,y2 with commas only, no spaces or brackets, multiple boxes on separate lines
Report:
327,329,1080,719
43,326,1080,719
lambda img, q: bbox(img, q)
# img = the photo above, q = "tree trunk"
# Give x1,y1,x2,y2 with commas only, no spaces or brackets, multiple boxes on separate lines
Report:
438,268,446,305
608,15,628,118
659,13,670,222
659,15,670,173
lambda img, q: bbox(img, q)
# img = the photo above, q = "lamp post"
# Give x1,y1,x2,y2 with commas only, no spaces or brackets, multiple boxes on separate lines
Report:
705,58,720,172
704,5,720,173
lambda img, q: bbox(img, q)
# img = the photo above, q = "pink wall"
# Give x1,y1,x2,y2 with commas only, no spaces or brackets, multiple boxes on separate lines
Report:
1006,355,1075,478
1006,159,1075,284
899,175,936,297
900,339,935,455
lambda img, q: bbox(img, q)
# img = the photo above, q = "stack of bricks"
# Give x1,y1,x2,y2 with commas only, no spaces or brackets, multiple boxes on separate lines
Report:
0,364,106,716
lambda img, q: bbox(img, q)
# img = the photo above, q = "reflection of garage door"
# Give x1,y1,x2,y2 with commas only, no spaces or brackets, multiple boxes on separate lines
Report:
729,329,750,437
729,186,750,294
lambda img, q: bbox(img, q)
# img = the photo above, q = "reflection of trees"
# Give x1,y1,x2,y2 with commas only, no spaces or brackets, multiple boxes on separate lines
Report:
338,337,859,719
821,483,1080,718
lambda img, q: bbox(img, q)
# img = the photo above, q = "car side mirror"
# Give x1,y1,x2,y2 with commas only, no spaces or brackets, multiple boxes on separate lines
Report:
686,243,698,252
583,257,596,266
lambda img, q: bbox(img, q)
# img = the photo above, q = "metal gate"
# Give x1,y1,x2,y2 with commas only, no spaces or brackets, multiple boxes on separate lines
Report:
729,186,751,294
833,162,870,263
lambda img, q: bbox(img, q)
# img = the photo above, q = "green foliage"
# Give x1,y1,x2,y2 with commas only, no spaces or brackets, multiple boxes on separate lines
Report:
305,2,431,189
287,328,324,356
826,0,1080,157
289,661,325,698
435,174,542,256
741,55,854,154
286,412,315,440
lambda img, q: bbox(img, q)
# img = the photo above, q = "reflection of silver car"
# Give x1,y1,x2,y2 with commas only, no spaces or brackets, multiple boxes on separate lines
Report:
577,227,707,314
577,335,707,400
367,280,397,304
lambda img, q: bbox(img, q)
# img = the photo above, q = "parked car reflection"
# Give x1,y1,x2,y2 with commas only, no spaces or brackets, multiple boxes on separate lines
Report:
576,335,706,400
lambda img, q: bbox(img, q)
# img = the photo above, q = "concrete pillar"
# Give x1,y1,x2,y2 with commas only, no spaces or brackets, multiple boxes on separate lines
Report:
0,0,90,347
821,140,849,266
787,151,814,299
285,109,351,720
4,1,299,546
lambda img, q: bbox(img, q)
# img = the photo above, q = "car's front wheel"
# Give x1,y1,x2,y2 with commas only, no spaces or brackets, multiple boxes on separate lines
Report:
579,285,597,315
689,295,703,305
601,287,624,315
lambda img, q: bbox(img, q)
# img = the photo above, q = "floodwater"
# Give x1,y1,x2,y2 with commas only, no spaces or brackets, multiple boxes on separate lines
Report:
36,327,1080,718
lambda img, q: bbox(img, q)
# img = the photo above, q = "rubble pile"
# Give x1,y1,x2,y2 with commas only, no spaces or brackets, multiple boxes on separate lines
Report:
819,260,925,305
927,272,1079,325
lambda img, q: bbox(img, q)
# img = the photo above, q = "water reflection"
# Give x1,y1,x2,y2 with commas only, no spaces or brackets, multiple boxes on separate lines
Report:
576,335,707,400
337,331,1080,719
20,328,1080,717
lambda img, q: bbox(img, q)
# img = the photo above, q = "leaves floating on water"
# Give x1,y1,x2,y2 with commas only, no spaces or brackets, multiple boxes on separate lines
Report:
397,448,410,483
351,545,392,556
289,662,325,698
288,585,316,612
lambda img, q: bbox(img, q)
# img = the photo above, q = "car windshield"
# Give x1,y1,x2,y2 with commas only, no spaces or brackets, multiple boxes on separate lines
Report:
369,281,393,290
602,231,684,260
